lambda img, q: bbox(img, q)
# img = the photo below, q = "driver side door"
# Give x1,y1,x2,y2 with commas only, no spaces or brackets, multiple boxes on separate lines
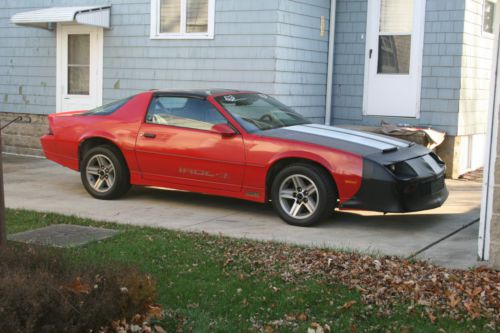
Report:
135,95,245,192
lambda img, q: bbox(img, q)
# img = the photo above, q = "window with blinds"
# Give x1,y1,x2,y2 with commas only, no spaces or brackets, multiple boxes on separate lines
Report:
187,0,209,33
152,0,214,39
160,0,181,33
377,0,413,74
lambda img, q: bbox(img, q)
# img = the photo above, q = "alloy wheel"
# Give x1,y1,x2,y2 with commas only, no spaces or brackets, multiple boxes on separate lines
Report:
85,154,116,193
278,174,319,219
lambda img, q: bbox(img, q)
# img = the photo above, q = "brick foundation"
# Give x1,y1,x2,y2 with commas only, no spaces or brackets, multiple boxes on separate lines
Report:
0,112,47,157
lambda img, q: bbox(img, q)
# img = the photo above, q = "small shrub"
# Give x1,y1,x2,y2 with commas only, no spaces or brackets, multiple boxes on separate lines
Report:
0,244,157,333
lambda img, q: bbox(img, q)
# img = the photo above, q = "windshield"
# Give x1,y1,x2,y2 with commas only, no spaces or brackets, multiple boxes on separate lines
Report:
82,96,132,116
214,93,310,132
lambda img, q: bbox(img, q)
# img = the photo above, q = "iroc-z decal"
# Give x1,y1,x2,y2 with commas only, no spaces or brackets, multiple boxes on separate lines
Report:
178,167,229,180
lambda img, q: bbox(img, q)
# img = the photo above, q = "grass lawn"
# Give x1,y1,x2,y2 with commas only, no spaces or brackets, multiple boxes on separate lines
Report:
5,208,496,332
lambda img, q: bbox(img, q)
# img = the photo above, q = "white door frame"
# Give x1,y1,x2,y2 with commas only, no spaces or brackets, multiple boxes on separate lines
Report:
362,0,426,118
56,23,103,112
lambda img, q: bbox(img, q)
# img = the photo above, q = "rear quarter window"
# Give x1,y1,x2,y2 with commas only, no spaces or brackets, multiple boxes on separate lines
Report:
82,97,132,116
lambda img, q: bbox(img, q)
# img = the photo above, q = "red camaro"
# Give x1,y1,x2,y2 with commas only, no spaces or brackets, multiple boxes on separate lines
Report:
41,90,448,226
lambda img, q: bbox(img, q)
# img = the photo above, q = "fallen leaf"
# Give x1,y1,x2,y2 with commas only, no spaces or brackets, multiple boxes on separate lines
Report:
146,304,163,319
296,313,308,321
448,294,460,308
153,325,167,333
264,325,275,333
427,311,437,323
338,300,357,310
64,277,90,295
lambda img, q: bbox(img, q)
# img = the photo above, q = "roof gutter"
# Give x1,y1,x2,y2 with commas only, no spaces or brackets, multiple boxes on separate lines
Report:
324,0,337,126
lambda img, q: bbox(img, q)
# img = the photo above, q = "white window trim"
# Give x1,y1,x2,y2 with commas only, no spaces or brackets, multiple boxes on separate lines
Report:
150,0,215,39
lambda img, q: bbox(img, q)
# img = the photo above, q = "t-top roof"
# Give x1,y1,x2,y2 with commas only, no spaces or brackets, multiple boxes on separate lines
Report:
151,89,251,98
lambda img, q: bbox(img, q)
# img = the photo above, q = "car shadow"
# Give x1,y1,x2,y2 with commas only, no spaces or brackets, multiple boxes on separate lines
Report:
122,186,479,232
328,209,479,231
124,185,273,212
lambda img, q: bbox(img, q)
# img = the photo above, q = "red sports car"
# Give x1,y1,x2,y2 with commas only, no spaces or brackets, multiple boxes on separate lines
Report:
41,90,448,226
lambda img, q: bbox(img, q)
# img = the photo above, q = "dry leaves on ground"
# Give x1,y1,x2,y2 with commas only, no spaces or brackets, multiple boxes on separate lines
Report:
217,236,499,327
99,303,166,333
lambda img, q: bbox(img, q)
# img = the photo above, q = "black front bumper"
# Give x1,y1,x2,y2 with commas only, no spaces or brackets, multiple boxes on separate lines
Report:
341,156,449,213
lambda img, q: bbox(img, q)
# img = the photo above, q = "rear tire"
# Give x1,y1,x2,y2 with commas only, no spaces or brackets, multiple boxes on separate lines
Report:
80,145,130,200
271,163,336,226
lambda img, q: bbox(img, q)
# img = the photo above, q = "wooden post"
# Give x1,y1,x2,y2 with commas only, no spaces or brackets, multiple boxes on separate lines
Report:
0,128,5,247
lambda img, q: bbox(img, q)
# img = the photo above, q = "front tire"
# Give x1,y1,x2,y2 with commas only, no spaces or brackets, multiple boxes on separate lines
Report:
271,163,336,226
80,145,130,200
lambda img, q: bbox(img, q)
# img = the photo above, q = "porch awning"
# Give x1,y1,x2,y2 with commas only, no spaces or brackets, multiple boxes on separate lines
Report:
10,6,111,30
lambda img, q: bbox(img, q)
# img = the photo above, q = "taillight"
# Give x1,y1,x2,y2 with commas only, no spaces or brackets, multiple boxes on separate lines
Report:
47,115,54,135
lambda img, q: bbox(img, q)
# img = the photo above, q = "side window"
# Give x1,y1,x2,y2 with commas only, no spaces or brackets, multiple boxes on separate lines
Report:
146,96,227,131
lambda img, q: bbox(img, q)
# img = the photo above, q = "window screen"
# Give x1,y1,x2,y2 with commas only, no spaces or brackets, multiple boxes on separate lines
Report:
67,34,90,95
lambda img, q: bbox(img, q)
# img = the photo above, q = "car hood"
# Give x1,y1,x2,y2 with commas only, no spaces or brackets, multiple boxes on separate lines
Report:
255,124,430,165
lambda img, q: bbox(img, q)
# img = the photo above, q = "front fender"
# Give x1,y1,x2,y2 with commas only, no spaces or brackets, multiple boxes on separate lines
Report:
266,150,363,203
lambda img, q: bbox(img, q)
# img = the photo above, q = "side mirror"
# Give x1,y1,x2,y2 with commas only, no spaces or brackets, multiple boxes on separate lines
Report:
211,123,237,137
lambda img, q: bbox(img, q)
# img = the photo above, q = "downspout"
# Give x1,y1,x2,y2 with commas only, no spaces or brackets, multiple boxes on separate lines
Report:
324,0,337,125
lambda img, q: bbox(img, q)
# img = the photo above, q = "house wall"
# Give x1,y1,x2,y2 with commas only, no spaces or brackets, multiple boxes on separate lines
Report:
449,0,495,174
329,0,366,125
0,0,330,154
0,2,57,116
0,0,284,110
102,0,281,102
275,0,330,123
331,0,467,136
458,0,494,137
331,0,494,177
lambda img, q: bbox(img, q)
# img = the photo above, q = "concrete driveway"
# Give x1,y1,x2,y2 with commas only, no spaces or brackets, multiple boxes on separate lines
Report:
4,154,482,269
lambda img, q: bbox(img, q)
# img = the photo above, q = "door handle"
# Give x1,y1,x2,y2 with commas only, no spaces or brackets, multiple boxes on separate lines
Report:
143,133,156,139
369,49,373,59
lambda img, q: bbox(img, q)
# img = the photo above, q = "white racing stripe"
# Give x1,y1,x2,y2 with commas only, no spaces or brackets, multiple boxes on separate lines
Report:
286,125,396,151
305,124,409,148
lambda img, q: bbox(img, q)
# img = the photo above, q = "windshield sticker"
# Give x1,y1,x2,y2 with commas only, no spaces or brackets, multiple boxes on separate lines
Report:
223,95,236,102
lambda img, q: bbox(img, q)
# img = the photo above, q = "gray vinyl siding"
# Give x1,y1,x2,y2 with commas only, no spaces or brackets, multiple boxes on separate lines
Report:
103,0,281,102
330,0,366,123
330,0,492,137
275,0,330,123
1,0,332,121
0,2,57,115
0,0,285,114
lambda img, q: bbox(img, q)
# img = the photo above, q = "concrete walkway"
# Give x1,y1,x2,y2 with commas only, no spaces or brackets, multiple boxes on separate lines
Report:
4,154,482,269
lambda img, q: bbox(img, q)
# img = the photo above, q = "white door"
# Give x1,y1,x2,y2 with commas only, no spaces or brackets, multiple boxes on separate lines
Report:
363,0,426,117
56,24,103,112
